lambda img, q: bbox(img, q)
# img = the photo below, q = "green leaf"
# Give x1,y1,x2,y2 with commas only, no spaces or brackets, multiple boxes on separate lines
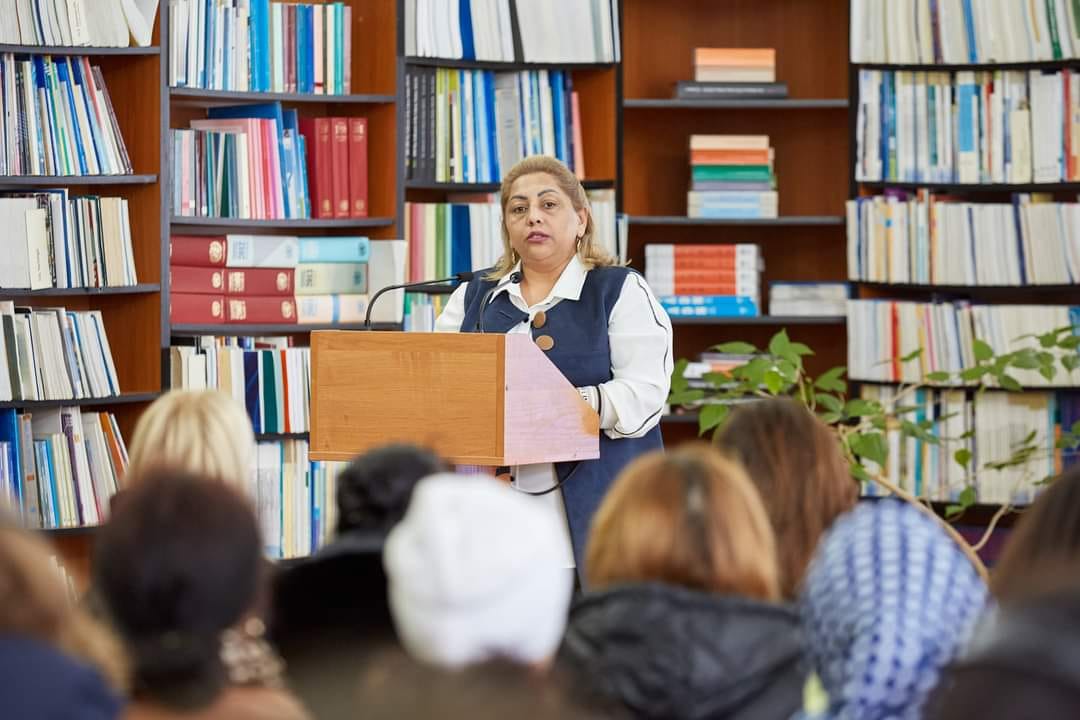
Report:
1009,349,1042,370
670,359,689,394
1055,435,1080,450
819,412,843,425
1019,429,1038,446
960,366,990,382
925,371,951,383
1059,336,1080,350
953,448,973,467
816,393,843,413
1072,420,1080,435
844,398,880,418
849,432,888,466
958,429,976,440
997,374,1023,392
813,366,848,393
945,504,964,519
768,329,792,358
668,389,705,406
1039,365,1057,382
958,486,978,508
764,369,784,395
713,341,758,355
701,371,734,387
698,403,731,434
900,420,940,444
1039,332,1060,348
776,358,800,384
871,416,887,430
850,462,875,485
900,346,923,363
1064,355,1080,372
734,357,771,387
789,341,815,357
974,339,995,362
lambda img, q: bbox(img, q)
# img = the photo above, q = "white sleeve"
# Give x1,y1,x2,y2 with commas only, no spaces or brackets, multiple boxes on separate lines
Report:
596,273,673,439
434,283,469,332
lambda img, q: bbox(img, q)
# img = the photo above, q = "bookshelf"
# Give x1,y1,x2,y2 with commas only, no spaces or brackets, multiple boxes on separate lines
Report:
620,0,852,446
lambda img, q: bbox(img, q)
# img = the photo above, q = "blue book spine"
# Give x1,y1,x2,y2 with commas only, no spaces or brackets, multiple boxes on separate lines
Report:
660,302,760,318
257,0,272,92
550,70,565,164
691,207,773,219
297,236,370,263
450,204,471,276
0,410,21,508
296,133,310,217
485,71,499,181
244,351,262,434
203,0,214,89
41,439,59,528
56,60,88,175
70,60,106,175
460,0,476,61
961,0,978,62
305,4,315,94
297,5,307,94
33,441,51,528
473,70,487,182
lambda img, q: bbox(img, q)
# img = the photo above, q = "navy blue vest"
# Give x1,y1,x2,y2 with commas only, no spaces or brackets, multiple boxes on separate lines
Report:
459,266,665,572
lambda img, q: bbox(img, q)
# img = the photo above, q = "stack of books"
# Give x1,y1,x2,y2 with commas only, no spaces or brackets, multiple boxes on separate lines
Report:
676,48,787,100
688,135,778,219
769,282,849,316
0,407,128,530
170,335,312,435
646,244,761,318
169,234,369,326
169,1,354,94
0,303,120,402
0,54,133,176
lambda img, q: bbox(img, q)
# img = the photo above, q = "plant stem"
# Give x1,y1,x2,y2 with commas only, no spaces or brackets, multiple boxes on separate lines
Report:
972,502,1012,552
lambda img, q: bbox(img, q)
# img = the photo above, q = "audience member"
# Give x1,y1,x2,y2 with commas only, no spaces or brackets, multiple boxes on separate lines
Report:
558,444,805,720
383,472,572,670
799,499,988,719
271,444,446,717
0,514,125,719
714,397,857,599
990,464,1080,605
125,390,256,488
93,468,309,720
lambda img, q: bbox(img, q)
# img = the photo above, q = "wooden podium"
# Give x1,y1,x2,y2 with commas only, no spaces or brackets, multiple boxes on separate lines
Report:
308,331,600,466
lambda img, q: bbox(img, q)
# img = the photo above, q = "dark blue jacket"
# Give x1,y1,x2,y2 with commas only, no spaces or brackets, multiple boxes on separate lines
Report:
458,266,665,571
0,634,122,720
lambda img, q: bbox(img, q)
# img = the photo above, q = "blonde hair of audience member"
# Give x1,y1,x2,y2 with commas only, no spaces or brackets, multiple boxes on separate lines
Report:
126,390,256,487
586,444,780,601
486,155,620,280
0,514,127,691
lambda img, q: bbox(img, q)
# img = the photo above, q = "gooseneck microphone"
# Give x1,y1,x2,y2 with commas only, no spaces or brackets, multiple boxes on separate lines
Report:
476,271,523,333
364,271,475,329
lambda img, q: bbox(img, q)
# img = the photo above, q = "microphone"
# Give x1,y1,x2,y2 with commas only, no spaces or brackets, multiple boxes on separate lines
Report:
477,271,523,333
364,271,475,330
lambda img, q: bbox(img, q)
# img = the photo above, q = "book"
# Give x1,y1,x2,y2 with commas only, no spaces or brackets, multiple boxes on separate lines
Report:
294,263,367,295
676,81,788,99
170,235,228,267
171,292,226,324
226,296,298,324
348,117,368,218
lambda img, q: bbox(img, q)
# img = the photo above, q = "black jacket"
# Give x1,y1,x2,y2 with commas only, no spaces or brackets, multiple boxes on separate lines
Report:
557,583,805,720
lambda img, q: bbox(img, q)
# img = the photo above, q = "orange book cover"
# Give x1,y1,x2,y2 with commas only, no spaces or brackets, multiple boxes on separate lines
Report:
690,149,772,165
694,48,776,67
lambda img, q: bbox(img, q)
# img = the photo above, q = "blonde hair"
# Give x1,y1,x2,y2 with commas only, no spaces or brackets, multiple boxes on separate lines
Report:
126,390,255,488
0,516,128,691
586,444,781,601
487,155,619,280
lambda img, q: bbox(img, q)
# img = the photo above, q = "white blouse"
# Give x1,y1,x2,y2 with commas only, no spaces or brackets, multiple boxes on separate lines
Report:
435,256,674,566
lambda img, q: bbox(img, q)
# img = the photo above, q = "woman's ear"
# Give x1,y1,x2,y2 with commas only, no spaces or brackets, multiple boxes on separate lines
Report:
576,206,588,238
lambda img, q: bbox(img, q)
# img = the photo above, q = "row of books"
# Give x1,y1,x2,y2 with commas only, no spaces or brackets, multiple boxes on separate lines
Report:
171,104,368,220
170,336,311,435
0,407,128,530
848,299,1080,386
859,385,1080,506
851,0,1080,64
645,243,760,298
769,282,849,316
405,0,620,64
404,67,584,184
254,439,344,559
846,193,1080,286
0,0,150,48
855,69,1080,185
168,0,353,95
403,292,450,332
0,53,133,177
0,192,136,290
687,135,777,220
0,303,120,403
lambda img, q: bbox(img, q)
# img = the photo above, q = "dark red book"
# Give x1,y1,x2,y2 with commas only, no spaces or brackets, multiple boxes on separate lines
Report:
225,268,295,296
170,235,227,267
171,293,226,324
171,265,226,294
299,117,333,218
331,117,350,218
226,296,299,324
348,117,368,218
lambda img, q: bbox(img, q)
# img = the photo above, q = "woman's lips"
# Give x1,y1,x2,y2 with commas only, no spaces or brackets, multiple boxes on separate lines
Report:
526,231,550,243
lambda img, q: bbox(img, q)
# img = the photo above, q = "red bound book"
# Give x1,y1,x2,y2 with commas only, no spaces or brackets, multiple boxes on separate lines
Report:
331,117,350,218
225,268,295,296
348,117,369,218
226,296,299,324
170,235,227,267
171,266,226,294
171,293,226,324
299,117,334,218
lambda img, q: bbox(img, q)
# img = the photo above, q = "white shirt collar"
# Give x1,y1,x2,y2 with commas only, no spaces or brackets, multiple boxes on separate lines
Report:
492,255,588,307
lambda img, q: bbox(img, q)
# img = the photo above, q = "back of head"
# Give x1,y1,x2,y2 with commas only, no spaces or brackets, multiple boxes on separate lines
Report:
383,473,572,670
992,465,1080,605
586,443,780,601
94,466,262,709
800,499,988,719
125,390,256,489
336,443,446,535
714,397,857,598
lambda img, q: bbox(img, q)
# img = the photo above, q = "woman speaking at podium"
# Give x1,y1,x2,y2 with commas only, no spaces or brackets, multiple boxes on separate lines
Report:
435,156,673,574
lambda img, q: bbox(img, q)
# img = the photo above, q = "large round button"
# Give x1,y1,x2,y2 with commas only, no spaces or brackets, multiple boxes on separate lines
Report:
535,334,555,351
532,310,547,329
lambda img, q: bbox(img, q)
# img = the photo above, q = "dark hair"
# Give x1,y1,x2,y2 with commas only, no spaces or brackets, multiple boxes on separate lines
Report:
992,465,1080,604
336,444,446,534
714,398,858,599
93,466,262,709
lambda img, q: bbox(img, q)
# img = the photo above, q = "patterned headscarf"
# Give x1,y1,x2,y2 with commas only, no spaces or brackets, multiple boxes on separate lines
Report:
798,499,989,720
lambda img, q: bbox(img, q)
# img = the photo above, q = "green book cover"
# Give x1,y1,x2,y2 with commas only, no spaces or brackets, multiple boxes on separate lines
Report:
1047,0,1063,60
335,3,345,94
262,351,277,434
435,204,446,277
691,165,773,182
